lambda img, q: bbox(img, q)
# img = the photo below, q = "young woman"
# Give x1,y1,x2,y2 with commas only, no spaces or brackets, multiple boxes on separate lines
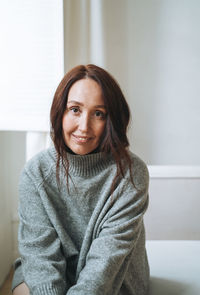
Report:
12,64,150,295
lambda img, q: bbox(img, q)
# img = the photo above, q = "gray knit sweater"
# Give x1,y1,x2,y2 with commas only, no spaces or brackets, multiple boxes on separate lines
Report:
16,147,149,295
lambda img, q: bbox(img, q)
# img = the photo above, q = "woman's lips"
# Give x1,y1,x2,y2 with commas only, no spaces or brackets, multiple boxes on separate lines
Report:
72,134,93,144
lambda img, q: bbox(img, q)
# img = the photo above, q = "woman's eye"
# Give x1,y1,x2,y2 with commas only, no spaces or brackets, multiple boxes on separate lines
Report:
95,110,106,119
70,107,80,113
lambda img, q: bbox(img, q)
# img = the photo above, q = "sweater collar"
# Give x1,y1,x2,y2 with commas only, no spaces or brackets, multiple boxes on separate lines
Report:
67,151,113,177
50,146,114,177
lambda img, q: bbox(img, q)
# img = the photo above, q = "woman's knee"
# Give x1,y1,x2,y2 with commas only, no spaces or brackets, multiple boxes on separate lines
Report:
12,282,29,295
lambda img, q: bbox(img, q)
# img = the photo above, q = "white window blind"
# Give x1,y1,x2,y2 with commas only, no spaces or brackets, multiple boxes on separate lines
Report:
0,0,64,131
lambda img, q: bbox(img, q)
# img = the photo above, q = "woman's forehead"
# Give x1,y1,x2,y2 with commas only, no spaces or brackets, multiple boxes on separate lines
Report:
68,79,105,107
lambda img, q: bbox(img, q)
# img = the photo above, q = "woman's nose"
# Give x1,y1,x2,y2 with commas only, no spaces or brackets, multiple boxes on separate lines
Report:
78,113,90,132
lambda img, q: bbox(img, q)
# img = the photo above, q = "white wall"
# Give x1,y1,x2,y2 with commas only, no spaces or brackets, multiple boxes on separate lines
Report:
101,0,200,165
144,176,200,240
0,131,26,285
0,133,12,285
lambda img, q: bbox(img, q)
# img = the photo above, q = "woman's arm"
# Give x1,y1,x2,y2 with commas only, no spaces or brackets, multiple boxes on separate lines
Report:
18,168,68,295
66,167,149,295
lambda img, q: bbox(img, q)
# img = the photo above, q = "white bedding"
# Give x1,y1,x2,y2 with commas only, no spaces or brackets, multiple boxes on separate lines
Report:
146,240,200,295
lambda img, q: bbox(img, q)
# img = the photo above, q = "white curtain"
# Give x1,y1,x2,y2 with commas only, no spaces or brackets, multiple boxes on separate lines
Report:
0,0,64,132
64,0,105,70
0,0,64,160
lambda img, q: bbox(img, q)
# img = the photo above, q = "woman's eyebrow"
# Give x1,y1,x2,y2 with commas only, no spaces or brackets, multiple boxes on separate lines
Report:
67,100,106,109
67,100,83,106
94,105,106,109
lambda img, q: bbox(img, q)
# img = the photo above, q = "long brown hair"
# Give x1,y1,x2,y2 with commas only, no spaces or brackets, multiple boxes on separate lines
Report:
50,64,133,191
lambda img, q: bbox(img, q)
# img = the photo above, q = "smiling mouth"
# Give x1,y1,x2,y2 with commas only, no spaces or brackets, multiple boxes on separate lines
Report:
72,134,93,143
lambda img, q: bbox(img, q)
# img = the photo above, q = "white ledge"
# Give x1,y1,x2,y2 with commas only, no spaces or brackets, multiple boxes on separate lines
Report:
148,166,200,178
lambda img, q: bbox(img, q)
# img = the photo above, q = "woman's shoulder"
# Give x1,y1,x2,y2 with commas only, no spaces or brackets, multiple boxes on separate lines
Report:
128,150,148,171
127,150,149,191
21,146,57,185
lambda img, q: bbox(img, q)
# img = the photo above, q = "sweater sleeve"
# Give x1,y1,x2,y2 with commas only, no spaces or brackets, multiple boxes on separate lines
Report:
66,164,149,295
18,168,68,295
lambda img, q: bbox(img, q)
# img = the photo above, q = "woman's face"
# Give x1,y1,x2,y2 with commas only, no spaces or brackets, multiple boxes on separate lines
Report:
62,78,107,155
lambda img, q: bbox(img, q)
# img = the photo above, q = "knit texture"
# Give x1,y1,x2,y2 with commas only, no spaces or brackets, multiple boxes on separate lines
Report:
14,147,150,295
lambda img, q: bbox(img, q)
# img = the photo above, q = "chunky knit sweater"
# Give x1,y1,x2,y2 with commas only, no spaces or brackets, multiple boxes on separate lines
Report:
14,147,149,295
